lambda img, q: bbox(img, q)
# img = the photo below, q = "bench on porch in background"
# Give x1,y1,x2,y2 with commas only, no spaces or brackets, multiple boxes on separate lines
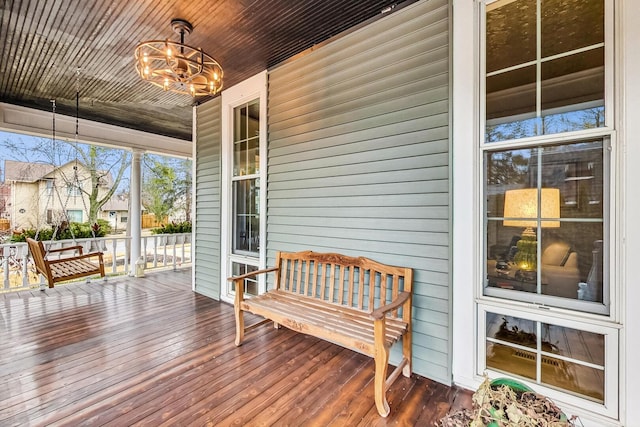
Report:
229,250,413,417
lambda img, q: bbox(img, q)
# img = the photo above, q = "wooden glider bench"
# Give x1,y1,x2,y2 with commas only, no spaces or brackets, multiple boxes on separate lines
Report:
26,237,106,288
230,250,413,417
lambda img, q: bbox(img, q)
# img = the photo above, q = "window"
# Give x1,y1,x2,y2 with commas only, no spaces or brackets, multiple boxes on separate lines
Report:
485,0,605,142
67,183,82,197
66,210,83,223
45,179,54,196
480,0,616,416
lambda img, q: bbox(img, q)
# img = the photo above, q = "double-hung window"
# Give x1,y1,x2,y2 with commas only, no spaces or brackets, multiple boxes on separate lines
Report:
479,0,617,417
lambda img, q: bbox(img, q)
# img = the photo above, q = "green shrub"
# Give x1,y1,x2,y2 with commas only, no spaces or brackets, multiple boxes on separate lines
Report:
11,220,113,242
151,220,192,235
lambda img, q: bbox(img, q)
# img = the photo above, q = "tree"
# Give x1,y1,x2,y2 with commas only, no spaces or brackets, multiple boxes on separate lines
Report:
141,156,178,222
1,135,131,225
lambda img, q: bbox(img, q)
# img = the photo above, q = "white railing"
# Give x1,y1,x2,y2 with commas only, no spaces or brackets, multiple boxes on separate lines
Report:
0,233,192,293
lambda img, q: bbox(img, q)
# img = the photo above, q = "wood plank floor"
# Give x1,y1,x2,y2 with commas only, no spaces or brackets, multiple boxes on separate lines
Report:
0,269,472,426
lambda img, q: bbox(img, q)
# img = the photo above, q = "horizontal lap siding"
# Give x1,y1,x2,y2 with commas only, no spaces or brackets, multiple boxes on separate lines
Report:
267,0,451,384
194,99,222,300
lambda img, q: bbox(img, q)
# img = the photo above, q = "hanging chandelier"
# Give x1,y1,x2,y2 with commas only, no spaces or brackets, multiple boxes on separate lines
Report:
134,19,223,97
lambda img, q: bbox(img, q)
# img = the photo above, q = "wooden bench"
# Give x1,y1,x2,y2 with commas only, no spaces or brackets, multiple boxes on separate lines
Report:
26,237,106,288
229,251,413,417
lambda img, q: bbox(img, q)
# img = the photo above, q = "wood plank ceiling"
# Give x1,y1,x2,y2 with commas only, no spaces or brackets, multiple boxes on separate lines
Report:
0,0,410,141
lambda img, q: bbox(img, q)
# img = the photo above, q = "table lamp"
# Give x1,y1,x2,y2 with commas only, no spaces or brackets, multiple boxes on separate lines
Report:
503,188,560,275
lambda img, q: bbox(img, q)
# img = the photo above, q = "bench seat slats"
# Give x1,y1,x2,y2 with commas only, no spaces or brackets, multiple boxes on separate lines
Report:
50,259,102,279
242,290,407,354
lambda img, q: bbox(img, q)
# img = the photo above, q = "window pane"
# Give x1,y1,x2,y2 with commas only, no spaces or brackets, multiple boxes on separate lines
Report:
233,178,259,254
234,105,248,142
541,48,604,120
543,323,604,365
487,313,537,349
486,147,537,219
542,357,604,402
486,0,537,73
487,342,537,381
486,66,537,122
233,100,260,177
540,140,604,219
231,262,259,296
541,0,604,57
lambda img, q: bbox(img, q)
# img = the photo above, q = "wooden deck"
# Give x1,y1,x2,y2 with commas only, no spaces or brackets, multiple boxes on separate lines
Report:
0,269,471,426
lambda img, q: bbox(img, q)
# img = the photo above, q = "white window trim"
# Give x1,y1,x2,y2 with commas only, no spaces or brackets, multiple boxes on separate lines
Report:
220,70,268,304
453,1,624,425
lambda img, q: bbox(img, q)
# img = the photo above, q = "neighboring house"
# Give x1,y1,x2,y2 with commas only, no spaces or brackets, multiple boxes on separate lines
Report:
3,159,112,230
99,193,128,232
189,2,639,426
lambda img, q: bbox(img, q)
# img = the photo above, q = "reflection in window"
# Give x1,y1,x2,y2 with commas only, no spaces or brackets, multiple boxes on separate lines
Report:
485,0,605,142
486,312,605,402
484,140,606,309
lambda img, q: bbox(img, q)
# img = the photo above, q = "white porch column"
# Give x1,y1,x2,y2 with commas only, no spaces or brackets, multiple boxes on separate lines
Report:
129,148,143,275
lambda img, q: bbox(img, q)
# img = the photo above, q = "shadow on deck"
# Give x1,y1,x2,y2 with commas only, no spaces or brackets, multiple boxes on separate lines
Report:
0,268,471,426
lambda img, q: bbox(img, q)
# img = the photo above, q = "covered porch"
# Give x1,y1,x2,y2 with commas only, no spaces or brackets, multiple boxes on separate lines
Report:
0,268,471,425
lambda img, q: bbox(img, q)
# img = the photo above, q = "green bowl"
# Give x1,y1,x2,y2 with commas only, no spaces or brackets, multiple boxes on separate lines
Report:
487,378,568,426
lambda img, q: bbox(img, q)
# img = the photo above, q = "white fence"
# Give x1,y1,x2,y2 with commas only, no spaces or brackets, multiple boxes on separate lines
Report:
0,233,192,292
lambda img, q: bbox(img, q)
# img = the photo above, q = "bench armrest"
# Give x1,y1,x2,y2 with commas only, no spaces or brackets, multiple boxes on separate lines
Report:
370,291,411,320
228,267,279,303
227,266,279,283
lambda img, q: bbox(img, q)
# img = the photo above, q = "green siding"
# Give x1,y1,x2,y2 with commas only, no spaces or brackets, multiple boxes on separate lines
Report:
267,0,451,384
194,98,222,300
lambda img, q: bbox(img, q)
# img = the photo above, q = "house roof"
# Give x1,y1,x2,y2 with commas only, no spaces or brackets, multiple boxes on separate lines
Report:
0,0,411,142
102,197,129,212
4,160,114,187
3,160,54,183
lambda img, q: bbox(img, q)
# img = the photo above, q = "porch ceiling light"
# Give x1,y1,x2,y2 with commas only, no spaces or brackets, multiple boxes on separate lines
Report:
134,19,223,97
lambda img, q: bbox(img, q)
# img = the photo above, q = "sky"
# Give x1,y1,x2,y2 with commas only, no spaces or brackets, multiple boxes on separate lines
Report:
0,129,133,190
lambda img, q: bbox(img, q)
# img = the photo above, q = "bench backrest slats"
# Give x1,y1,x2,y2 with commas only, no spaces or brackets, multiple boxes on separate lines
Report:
273,251,412,320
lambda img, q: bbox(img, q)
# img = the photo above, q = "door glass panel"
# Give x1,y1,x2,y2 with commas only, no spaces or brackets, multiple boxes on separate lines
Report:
233,178,259,254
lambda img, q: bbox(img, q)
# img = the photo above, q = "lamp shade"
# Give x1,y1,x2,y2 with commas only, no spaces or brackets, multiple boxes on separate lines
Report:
503,188,560,228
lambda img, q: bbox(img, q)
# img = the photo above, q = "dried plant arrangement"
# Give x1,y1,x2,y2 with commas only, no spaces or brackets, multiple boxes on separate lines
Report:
439,376,579,427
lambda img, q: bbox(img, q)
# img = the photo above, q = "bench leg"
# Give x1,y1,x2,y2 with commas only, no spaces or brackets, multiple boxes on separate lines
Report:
402,328,412,378
374,320,391,417
234,303,245,346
